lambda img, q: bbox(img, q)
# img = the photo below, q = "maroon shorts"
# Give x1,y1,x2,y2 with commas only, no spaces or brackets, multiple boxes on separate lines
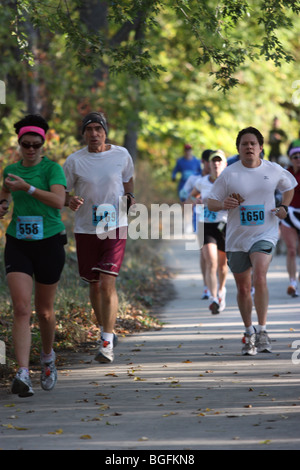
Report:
75,229,127,281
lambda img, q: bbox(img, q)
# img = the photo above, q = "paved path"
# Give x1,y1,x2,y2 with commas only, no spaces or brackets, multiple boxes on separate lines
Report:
1,237,300,450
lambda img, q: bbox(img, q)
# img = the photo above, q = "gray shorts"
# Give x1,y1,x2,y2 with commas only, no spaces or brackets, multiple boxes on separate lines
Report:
226,240,276,274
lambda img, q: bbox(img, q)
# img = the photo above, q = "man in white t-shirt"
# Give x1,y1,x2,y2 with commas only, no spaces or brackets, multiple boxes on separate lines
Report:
208,127,297,356
64,112,135,364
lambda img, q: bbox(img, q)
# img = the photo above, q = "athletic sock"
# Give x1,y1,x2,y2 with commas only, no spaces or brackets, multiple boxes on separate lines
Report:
245,325,256,335
41,349,54,363
256,324,267,333
102,332,114,346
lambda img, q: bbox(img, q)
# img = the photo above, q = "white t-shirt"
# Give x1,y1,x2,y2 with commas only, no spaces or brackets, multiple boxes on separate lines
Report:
63,145,134,234
209,160,297,252
179,174,199,200
194,175,228,224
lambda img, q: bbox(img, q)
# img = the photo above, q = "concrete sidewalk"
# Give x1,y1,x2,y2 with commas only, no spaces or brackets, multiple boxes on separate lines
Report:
1,237,300,450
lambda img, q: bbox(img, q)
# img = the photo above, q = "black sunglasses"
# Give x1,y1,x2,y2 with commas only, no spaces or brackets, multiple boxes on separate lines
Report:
20,142,44,149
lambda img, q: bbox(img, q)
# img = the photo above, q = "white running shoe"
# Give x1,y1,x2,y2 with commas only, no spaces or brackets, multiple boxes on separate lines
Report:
95,339,114,363
209,298,220,315
287,280,299,297
201,288,211,300
256,330,272,353
40,352,57,391
11,369,34,398
218,288,226,312
242,333,257,356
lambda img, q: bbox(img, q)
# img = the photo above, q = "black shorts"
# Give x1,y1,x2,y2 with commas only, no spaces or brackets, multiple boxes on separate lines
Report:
4,233,66,285
281,211,300,236
203,222,226,252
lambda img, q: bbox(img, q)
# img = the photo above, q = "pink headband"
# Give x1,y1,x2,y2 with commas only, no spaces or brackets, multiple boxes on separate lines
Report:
18,126,46,140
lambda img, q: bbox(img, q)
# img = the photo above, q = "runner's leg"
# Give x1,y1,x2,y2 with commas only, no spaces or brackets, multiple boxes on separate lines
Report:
217,249,228,294
233,267,253,327
202,242,219,299
7,272,33,368
90,273,118,334
249,251,273,327
35,282,58,355
280,224,298,280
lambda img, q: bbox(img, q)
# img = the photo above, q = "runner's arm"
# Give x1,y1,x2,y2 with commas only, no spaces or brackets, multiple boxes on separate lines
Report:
123,177,134,195
185,187,201,204
272,188,295,219
65,192,84,211
208,195,239,212
5,174,65,209
123,177,136,206
281,188,294,207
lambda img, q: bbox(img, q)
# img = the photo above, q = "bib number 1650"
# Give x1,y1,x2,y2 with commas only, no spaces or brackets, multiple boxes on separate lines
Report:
240,205,265,226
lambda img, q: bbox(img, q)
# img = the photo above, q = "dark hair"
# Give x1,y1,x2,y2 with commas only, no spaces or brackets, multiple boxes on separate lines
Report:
201,149,214,161
14,114,49,140
236,127,264,149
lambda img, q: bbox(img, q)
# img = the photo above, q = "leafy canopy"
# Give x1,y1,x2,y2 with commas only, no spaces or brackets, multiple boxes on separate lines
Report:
8,0,300,91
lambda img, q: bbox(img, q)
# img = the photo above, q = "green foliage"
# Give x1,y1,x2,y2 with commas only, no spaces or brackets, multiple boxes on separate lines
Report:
5,0,300,90
1,0,300,189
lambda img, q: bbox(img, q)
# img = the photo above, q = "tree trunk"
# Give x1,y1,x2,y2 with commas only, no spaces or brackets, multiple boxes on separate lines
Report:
79,1,148,161
24,22,40,115
122,13,146,161
79,0,108,82
123,120,138,162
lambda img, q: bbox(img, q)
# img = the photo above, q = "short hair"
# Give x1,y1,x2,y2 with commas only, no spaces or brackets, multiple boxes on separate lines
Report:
201,149,214,161
236,127,264,149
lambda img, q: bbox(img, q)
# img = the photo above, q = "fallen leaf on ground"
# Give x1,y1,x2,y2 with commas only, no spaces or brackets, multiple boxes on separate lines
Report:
48,429,63,435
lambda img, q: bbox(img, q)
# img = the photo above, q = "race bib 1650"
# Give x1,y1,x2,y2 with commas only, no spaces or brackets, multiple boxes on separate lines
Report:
240,205,265,226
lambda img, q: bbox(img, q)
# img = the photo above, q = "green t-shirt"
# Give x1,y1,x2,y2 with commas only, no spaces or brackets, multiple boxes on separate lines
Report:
3,156,66,240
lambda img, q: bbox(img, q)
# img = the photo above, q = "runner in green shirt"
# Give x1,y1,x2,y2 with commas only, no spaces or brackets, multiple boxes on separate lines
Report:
0,114,66,397
4,156,66,240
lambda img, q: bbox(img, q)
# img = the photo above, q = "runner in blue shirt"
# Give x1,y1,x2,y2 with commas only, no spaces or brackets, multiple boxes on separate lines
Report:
172,144,201,200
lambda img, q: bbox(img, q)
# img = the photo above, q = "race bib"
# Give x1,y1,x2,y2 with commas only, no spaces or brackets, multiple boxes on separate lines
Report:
92,204,117,228
240,205,265,226
204,207,217,222
16,216,43,240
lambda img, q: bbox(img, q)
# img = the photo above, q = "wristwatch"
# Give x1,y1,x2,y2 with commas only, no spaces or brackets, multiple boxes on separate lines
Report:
125,192,135,199
279,204,288,213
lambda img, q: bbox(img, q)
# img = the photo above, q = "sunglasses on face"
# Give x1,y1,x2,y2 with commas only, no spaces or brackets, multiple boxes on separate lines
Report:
20,141,43,149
